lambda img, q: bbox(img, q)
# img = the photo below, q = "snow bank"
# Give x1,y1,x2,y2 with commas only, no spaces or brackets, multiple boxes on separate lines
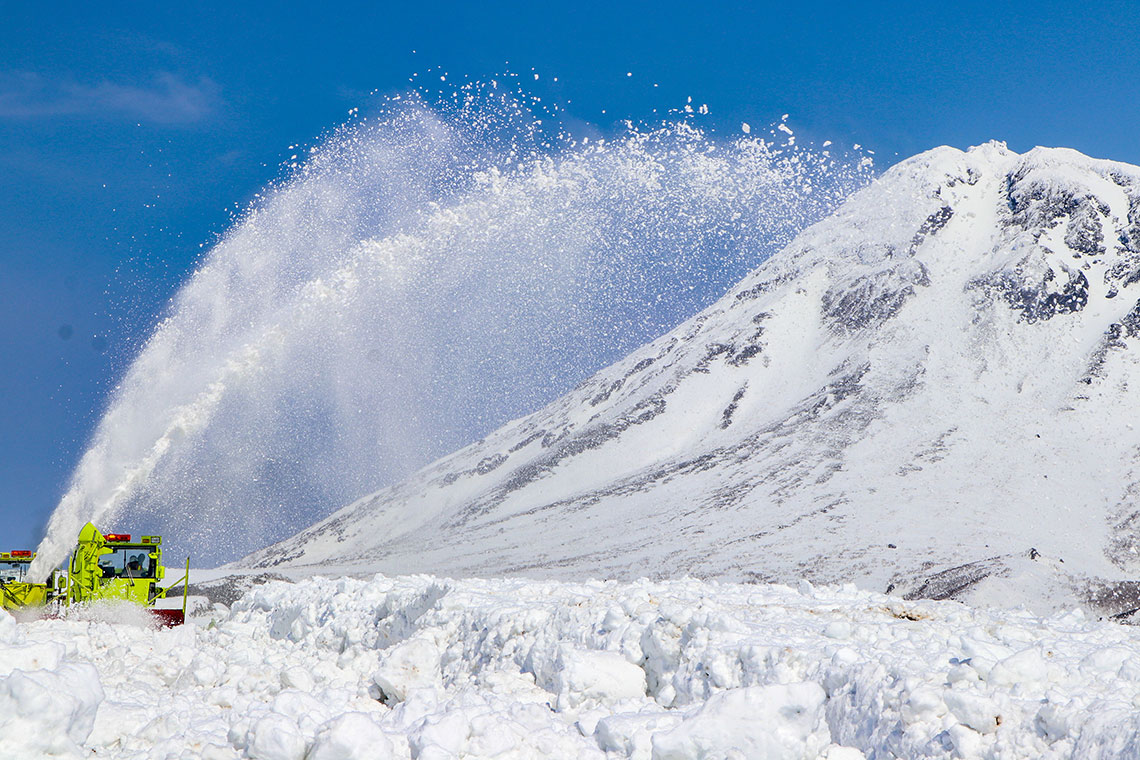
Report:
0,609,103,757
9,573,1140,757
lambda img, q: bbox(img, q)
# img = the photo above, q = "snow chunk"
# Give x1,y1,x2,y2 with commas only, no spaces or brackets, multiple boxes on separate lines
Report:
1035,700,1074,743
309,713,394,760
373,638,442,703
988,647,1050,688
943,689,1000,734
1078,646,1132,678
0,609,19,643
247,712,307,760
823,621,853,639
556,646,647,708
595,711,684,756
900,687,945,723
651,683,830,760
822,747,867,760
0,662,103,757
280,665,315,692
0,639,65,674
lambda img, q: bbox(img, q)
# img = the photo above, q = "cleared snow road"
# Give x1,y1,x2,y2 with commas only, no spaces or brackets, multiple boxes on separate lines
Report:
3,574,1140,758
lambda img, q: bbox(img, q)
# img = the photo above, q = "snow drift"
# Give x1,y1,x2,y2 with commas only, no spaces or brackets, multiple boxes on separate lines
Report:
245,142,1140,614
10,573,1140,758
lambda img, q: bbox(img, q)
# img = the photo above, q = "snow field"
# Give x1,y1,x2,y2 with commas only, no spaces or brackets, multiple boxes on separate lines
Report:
6,574,1140,758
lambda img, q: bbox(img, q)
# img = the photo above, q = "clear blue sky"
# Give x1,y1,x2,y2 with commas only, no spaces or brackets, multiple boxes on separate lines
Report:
2,0,1138,549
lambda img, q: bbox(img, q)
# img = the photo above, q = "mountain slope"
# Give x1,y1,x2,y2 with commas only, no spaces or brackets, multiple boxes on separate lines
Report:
241,142,1140,609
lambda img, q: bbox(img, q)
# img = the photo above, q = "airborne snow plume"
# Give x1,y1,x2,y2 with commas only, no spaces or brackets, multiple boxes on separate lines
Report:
31,88,870,579
247,142,1140,616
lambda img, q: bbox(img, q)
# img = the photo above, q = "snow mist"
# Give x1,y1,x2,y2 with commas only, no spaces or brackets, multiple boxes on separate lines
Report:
32,84,872,575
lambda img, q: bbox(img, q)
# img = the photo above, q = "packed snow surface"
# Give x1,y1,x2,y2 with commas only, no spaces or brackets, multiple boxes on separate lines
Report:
8,573,1140,758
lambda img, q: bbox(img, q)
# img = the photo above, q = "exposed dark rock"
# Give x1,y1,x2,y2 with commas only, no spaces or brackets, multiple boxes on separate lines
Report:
629,356,656,375
909,205,954,254
509,431,545,453
728,344,762,367
720,385,747,429
695,343,733,373
970,258,1089,323
901,556,1008,601
822,260,931,334
457,391,674,521
734,271,795,302
945,167,980,187
1081,299,1140,382
1005,169,1084,231
1125,300,1140,337
590,379,625,407
1065,202,1106,257
475,454,508,475
1083,580,1140,621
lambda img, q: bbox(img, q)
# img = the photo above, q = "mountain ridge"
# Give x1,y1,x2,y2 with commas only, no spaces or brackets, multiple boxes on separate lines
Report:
240,142,1140,613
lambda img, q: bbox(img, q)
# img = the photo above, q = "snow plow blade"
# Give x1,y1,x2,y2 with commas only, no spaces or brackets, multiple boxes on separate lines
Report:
150,608,184,627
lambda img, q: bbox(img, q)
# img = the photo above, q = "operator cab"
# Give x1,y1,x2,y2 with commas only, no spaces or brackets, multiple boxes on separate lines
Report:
0,551,34,583
97,543,157,580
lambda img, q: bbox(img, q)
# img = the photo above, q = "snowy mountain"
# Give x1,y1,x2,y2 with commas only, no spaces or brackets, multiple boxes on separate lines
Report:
241,142,1140,613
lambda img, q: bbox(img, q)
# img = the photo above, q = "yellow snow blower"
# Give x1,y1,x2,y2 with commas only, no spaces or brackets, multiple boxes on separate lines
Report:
0,550,60,610
0,523,189,626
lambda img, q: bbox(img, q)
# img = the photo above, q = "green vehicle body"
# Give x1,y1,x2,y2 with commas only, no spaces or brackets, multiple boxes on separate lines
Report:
0,522,186,625
0,552,60,610
68,522,168,607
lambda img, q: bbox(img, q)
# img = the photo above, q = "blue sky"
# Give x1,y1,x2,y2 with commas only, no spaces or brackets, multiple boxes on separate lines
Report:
2,0,1139,549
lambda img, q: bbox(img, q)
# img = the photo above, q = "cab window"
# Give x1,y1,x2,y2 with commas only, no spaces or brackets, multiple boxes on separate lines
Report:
97,548,155,579
0,561,28,583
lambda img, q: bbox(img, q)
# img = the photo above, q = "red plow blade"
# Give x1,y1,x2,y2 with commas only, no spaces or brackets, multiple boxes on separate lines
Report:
150,608,185,627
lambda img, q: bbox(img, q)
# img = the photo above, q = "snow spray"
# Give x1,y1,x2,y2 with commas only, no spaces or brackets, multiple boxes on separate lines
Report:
32,81,873,576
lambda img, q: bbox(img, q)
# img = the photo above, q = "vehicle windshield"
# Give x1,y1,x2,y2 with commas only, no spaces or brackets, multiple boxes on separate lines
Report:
0,560,30,583
97,548,155,579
